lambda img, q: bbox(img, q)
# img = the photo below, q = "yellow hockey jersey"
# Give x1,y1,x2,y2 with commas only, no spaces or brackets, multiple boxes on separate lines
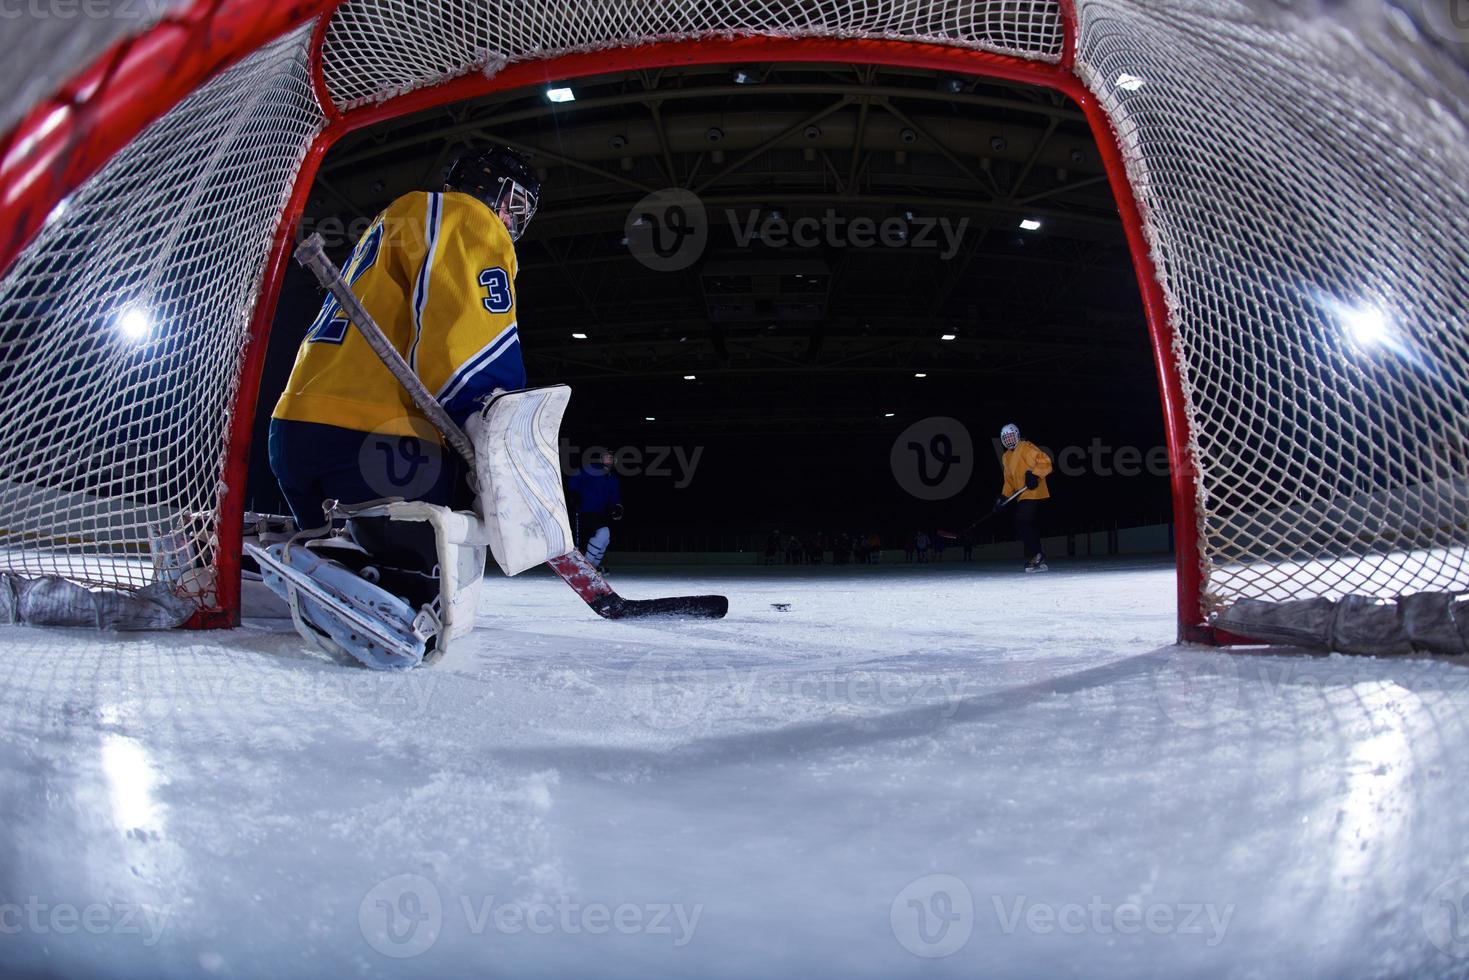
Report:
273,190,525,437
1000,440,1053,501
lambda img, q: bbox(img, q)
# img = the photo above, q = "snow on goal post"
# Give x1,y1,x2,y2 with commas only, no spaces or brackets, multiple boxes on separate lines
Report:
0,0,1464,639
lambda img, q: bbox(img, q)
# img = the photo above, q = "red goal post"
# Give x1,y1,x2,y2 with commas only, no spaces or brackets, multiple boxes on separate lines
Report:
1,0,1464,641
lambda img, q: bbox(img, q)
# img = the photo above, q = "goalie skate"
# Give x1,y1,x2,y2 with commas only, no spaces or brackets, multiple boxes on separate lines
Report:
246,542,437,671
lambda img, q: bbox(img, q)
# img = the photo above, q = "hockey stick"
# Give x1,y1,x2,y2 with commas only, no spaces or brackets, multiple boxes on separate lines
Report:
547,549,729,620
295,234,477,467
961,487,1027,534
293,234,728,621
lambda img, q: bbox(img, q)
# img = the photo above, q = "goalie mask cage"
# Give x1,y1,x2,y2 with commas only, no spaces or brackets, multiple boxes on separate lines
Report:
0,0,1465,638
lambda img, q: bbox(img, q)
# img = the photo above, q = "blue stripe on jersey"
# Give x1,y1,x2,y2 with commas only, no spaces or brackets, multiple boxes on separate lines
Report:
439,335,523,424
436,323,520,407
408,192,443,371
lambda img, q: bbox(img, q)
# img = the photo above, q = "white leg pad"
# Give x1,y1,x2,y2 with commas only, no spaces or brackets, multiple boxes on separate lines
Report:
323,385,575,657
334,500,489,656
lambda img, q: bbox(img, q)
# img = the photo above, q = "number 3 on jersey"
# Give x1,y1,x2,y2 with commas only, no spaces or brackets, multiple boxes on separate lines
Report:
479,268,513,314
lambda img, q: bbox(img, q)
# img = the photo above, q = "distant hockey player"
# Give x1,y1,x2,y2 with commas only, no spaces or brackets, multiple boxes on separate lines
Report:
567,450,622,571
764,529,781,566
833,531,851,565
996,423,1053,571
269,145,541,595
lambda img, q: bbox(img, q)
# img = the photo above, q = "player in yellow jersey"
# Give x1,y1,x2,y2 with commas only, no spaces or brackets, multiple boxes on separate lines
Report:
997,422,1054,572
269,146,540,533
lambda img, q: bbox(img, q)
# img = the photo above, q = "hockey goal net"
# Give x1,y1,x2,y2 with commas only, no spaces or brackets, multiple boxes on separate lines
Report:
0,0,1465,637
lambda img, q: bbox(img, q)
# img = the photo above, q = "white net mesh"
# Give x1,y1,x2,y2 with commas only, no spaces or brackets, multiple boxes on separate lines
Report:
320,0,1066,109
0,0,1465,629
1072,0,1469,615
0,26,323,605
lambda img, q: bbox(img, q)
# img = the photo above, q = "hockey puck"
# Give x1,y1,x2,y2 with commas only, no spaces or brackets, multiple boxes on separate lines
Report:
771,603,791,612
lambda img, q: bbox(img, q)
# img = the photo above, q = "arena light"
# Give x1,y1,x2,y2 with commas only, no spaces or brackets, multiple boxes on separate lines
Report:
940,333,957,341
914,372,927,379
644,416,656,421
1315,293,1406,356
117,306,152,341
571,332,588,340
1019,218,1042,231
545,86,576,103
683,374,696,380
1339,304,1396,349
1344,307,1390,346
884,412,895,418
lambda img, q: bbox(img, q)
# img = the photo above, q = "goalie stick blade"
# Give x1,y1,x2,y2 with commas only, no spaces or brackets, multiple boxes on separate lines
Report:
547,551,729,621
592,593,730,621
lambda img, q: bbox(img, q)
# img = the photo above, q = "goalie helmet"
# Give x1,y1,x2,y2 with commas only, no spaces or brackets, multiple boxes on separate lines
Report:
1000,423,1020,450
445,145,542,242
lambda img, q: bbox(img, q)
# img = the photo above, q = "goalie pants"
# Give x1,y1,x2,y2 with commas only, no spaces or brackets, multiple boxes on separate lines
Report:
1013,498,1044,559
268,418,464,531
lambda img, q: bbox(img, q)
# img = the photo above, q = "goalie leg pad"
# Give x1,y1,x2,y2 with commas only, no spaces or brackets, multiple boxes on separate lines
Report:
325,500,487,658
247,542,433,671
343,515,440,578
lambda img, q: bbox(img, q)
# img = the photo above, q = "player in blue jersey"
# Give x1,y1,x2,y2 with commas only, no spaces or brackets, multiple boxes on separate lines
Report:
567,450,623,571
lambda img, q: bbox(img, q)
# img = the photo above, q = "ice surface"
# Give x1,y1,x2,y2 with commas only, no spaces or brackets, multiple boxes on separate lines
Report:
2,557,1468,978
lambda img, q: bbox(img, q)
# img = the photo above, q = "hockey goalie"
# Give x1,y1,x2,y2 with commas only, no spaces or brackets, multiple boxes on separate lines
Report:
249,146,725,670
248,145,573,669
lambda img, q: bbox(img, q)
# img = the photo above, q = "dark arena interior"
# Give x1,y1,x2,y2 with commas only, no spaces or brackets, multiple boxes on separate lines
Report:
248,62,1171,556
